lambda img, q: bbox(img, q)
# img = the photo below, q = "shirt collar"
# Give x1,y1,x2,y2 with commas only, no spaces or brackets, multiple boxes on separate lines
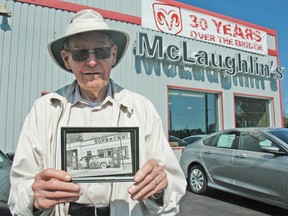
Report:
72,82,113,107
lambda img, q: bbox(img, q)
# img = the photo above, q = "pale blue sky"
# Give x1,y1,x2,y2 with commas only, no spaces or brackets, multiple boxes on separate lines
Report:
176,0,288,114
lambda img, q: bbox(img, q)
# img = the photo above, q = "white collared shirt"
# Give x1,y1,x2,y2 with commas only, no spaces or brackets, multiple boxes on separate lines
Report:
69,82,116,127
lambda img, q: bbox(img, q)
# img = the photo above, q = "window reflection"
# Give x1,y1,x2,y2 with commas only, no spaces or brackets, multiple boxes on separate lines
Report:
168,89,219,141
235,96,270,127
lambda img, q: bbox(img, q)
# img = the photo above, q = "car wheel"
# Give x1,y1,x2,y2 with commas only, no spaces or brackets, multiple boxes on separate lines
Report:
90,162,97,169
100,162,107,169
188,165,208,194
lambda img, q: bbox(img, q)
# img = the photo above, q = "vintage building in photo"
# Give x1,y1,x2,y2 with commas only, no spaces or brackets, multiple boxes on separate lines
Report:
0,0,284,152
65,132,132,170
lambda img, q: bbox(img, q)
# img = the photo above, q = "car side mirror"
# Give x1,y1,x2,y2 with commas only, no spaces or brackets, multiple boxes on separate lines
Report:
261,146,286,155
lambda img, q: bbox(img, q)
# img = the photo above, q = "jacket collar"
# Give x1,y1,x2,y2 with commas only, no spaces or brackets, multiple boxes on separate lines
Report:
110,79,134,114
50,79,135,114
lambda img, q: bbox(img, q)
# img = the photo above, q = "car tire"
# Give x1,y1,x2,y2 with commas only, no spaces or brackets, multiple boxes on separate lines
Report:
90,162,97,169
100,162,107,169
188,165,208,194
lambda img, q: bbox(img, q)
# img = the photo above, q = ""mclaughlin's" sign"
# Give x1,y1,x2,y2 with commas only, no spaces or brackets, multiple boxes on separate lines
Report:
135,32,284,80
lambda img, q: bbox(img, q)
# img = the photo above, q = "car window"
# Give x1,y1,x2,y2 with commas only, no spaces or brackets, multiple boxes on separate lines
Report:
239,132,263,152
203,132,238,149
217,134,236,148
214,133,237,149
259,139,273,147
257,134,273,147
203,136,214,146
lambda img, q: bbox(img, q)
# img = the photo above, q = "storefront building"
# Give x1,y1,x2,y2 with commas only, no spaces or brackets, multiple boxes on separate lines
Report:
65,132,132,169
0,0,284,152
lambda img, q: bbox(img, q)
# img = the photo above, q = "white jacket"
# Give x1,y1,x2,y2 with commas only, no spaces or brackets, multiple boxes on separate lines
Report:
8,80,186,216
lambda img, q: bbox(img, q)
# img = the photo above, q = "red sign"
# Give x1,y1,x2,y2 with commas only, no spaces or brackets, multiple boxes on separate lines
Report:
153,3,183,35
142,1,268,55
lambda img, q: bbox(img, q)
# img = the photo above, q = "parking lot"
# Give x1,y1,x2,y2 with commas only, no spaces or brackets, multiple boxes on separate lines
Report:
179,189,288,216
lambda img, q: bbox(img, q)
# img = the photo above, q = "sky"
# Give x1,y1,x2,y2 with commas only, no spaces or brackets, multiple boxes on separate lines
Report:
176,0,288,114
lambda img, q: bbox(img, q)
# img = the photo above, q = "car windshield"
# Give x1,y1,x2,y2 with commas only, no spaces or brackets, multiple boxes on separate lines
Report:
269,130,288,144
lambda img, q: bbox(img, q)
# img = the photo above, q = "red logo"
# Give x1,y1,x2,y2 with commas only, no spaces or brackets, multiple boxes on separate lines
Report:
153,3,183,35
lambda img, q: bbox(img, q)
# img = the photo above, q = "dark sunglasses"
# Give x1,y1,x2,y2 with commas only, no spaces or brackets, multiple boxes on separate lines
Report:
66,47,112,62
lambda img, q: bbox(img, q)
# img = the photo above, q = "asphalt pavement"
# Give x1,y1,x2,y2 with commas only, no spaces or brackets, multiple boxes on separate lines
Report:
3,188,287,215
179,189,288,216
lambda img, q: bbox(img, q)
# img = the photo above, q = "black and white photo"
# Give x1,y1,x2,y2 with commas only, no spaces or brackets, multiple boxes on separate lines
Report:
61,127,139,182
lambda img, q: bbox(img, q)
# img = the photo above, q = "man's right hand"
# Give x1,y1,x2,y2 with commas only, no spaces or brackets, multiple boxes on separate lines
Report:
32,168,82,210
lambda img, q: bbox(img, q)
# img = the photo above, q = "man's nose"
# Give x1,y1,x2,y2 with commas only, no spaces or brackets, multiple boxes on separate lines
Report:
86,53,99,67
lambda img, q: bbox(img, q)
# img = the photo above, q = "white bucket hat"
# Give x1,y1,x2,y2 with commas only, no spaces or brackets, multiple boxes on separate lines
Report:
48,9,130,72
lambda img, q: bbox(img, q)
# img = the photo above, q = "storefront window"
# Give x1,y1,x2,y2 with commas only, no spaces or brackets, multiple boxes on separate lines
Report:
168,89,219,141
235,96,271,127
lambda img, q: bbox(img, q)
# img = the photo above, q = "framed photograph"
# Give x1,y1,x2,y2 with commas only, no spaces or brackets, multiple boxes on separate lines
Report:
61,127,139,182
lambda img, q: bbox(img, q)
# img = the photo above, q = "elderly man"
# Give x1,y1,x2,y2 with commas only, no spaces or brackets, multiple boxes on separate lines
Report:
8,9,186,216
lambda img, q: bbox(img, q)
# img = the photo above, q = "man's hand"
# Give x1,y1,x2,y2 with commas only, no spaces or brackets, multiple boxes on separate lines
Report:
128,159,168,200
32,168,82,210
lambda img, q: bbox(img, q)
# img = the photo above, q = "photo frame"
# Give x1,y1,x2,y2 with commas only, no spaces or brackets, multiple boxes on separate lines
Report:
61,127,139,182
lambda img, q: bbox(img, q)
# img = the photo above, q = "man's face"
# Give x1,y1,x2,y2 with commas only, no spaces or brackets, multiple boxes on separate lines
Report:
61,32,117,94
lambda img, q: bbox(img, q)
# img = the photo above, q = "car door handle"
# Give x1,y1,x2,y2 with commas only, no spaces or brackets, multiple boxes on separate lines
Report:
203,150,212,154
235,153,246,158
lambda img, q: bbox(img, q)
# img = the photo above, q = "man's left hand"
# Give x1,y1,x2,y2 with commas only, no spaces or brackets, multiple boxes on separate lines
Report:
128,159,168,200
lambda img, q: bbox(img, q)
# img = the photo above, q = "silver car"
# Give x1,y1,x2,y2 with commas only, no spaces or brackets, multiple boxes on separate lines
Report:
180,127,288,209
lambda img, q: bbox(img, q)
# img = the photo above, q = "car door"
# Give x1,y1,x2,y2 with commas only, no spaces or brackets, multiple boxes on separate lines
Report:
200,131,237,187
233,131,288,204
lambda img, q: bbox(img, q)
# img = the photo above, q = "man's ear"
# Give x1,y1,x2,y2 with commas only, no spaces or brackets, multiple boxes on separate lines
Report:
61,50,71,70
111,45,117,66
